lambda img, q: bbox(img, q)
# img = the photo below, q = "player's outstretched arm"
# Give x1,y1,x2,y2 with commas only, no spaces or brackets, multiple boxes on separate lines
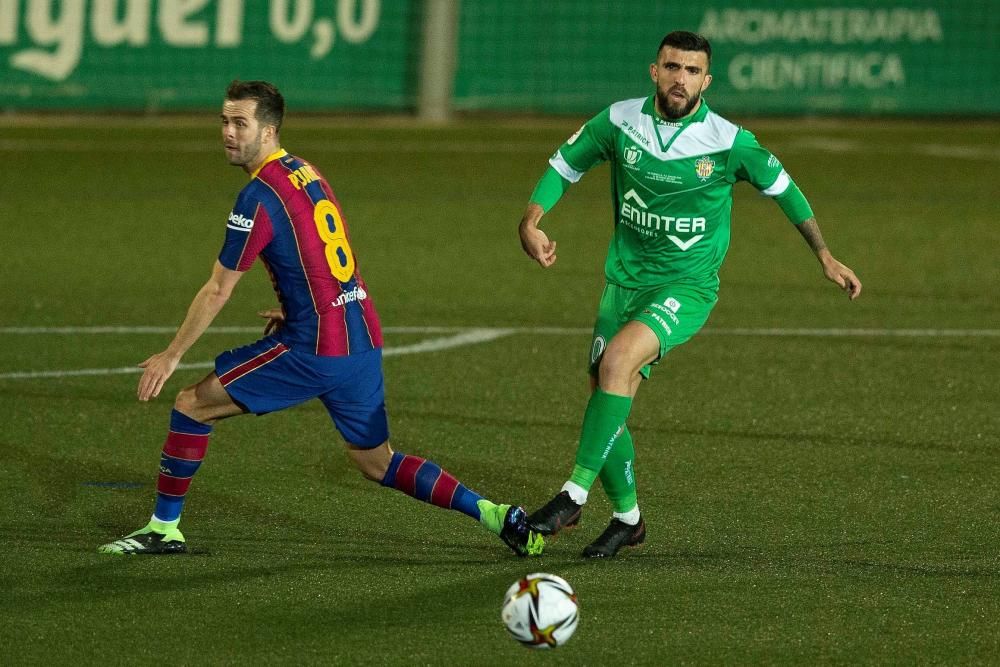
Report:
796,218,862,300
137,261,244,401
519,203,557,268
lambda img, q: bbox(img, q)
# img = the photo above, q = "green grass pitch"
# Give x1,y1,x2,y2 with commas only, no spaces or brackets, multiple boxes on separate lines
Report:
1,116,998,664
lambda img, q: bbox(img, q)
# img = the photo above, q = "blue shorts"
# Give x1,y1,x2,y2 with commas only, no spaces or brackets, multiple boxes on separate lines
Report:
214,337,389,448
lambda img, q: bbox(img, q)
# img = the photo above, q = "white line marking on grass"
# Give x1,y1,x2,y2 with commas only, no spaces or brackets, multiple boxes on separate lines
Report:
0,326,259,334
788,138,1000,161
0,325,485,335
1,326,996,381
0,329,515,380
375,327,927,337
0,362,215,380
382,328,514,356
2,326,998,337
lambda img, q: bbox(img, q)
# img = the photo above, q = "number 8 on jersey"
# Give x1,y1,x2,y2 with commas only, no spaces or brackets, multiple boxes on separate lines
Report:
313,199,356,282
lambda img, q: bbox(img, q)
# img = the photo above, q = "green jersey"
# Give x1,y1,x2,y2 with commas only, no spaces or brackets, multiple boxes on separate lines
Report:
547,96,802,292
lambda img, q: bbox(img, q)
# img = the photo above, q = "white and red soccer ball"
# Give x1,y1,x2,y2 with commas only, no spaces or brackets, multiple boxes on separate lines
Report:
501,572,579,648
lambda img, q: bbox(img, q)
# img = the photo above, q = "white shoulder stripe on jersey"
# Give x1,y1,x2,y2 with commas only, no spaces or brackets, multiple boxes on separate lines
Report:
550,151,585,183
608,98,648,128
608,98,740,161
667,112,741,159
761,170,791,196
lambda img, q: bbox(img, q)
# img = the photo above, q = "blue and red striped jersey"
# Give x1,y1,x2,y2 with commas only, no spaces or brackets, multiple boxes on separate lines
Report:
218,150,383,356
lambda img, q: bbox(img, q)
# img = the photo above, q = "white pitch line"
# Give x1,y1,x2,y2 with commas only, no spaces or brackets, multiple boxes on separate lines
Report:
786,138,1000,162
1,325,996,381
0,362,215,380
1,325,998,337
0,325,480,335
0,326,259,335
383,328,514,356
0,329,516,380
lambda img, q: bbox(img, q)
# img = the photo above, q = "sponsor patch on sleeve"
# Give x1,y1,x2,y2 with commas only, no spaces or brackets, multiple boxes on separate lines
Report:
227,211,254,232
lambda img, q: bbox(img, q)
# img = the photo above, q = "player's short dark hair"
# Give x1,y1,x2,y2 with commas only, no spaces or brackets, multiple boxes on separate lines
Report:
225,80,285,133
658,31,712,69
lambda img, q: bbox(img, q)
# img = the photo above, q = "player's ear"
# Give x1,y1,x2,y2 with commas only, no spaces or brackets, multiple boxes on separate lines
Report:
701,73,713,93
649,62,658,83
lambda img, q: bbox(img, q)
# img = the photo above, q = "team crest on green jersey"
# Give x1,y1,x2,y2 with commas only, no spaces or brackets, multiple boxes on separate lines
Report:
695,156,716,181
624,145,641,165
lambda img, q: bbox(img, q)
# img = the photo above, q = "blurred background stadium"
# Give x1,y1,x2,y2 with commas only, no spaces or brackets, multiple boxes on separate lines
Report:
2,0,997,116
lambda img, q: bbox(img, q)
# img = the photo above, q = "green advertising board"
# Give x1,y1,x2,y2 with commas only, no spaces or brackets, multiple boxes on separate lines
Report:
1,1,997,114
454,1,1000,115
0,0,418,110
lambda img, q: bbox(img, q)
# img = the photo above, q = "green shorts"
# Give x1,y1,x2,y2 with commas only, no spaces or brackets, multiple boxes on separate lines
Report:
589,282,717,379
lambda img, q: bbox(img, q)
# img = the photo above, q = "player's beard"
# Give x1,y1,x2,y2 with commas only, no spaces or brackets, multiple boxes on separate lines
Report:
227,129,263,167
657,87,701,120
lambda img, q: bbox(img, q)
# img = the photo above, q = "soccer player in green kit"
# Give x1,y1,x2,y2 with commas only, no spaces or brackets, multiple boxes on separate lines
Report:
519,31,862,558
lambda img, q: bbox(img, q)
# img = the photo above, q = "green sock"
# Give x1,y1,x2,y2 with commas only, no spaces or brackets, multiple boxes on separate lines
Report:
569,388,633,491
599,426,638,513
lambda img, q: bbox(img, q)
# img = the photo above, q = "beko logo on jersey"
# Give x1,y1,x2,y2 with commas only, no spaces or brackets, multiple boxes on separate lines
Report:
226,212,254,231
331,286,366,307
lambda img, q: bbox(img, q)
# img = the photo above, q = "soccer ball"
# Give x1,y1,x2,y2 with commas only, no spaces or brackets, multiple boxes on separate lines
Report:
501,572,579,648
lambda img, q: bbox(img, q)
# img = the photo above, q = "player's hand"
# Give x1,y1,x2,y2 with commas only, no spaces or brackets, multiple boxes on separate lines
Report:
821,255,862,300
137,350,181,401
258,308,285,335
519,224,558,268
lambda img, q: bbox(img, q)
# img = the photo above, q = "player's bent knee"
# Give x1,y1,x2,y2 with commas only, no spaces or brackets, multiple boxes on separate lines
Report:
598,347,639,386
173,382,234,424
347,441,392,482
356,465,383,483
173,385,200,416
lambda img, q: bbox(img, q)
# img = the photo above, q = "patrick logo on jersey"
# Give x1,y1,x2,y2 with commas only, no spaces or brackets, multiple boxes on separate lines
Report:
619,189,705,250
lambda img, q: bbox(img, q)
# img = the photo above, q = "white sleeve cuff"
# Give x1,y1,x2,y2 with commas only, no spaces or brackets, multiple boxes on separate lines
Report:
761,169,790,196
549,151,585,183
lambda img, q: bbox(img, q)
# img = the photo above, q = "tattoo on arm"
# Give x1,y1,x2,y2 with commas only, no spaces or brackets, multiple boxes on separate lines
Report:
796,218,828,254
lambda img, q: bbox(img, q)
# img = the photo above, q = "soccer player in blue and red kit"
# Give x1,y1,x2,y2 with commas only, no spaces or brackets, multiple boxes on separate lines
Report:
98,80,543,557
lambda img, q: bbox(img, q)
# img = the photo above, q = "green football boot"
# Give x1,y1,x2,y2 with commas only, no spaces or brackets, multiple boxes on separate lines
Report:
479,500,545,557
581,517,646,558
98,521,187,555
